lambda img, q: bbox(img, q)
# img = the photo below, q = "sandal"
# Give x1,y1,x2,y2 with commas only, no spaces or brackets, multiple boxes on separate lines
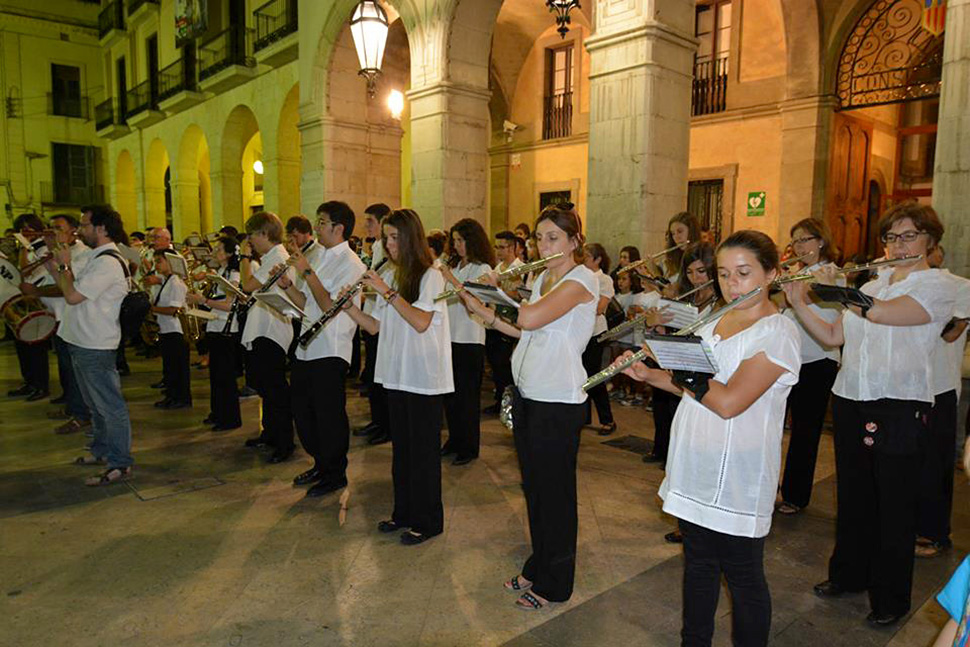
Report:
664,530,683,544
596,422,617,436
73,455,105,466
777,502,802,515
504,575,532,592
915,539,949,559
85,466,131,487
515,591,547,610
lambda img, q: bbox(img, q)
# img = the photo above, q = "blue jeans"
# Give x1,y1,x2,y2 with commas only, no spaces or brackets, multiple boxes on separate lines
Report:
53,335,90,421
67,342,133,469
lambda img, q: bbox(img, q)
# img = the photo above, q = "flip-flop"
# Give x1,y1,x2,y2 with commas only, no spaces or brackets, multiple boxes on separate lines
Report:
504,575,532,592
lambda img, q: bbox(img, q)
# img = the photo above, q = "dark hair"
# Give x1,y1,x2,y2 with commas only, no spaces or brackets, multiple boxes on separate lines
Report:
219,225,239,238
383,209,433,303
614,269,642,294
364,203,392,220
534,205,584,263
495,230,516,243
218,236,240,271
619,245,641,264
13,213,44,232
245,211,283,243
130,230,146,241
427,230,447,256
285,215,312,235
676,242,717,298
50,213,79,229
877,202,944,249
85,204,128,244
789,217,838,263
585,242,611,274
514,222,532,238
450,218,495,267
317,201,355,240
348,236,361,253
717,230,779,273
665,212,701,272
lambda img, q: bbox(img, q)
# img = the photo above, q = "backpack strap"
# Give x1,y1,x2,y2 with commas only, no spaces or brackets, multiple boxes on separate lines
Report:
96,249,135,289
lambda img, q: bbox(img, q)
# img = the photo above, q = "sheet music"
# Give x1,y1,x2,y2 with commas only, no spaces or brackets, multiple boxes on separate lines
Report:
253,292,305,320
657,299,700,330
207,273,247,300
183,308,218,321
464,282,521,309
164,252,189,279
642,334,718,374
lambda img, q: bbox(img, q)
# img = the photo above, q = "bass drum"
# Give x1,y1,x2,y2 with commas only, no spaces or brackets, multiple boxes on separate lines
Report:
2,295,57,344
0,257,21,310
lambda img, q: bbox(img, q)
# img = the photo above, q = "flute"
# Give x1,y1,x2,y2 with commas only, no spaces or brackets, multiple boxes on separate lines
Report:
615,242,690,276
433,252,564,302
597,308,665,343
298,258,389,348
780,252,815,269
583,286,764,392
772,255,923,286
674,279,715,303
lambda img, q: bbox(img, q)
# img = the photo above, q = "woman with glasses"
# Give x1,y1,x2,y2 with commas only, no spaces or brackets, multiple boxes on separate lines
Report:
783,203,955,627
777,218,842,515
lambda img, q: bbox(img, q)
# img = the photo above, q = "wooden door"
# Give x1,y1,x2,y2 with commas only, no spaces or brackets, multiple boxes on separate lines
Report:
825,113,872,261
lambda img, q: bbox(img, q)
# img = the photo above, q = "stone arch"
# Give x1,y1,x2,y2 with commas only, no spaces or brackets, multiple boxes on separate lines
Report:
145,138,170,229
274,82,301,218
779,0,820,97
114,150,137,232
175,124,212,238
220,104,261,229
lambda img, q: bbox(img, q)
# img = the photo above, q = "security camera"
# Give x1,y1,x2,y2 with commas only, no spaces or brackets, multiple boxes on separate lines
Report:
503,120,520,135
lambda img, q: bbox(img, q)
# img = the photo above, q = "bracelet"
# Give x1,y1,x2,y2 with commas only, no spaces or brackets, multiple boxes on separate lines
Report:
240,255,251,261
383,289,398,303
859,304,870,320
489,311,498,327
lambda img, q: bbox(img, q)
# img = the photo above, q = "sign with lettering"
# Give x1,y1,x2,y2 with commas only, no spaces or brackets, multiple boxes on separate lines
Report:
746,191,766,217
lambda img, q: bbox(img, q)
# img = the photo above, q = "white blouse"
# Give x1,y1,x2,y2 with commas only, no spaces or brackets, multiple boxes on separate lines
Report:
241,244,296,352
445,260,492,345
296,241,367,363
615,290,660,346
783,262,842,365
592,269,616,335
511,265,598,404
205,267,241,333
832,268,955,404
374,266,454,395
659,314,801,538
155,274,188,335
930,271,970,397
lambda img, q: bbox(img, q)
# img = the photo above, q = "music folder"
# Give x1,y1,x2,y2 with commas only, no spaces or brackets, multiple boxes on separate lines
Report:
809,284,874,310
641,333,719,375
164,252,189,279
207,274,248,300
657,299,700,330
253,292,306,320
463,282,521,309
183,308,218,321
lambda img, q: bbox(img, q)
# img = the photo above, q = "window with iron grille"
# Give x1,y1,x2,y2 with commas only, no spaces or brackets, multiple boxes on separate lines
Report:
692,1,730,116
687,179,724,244
52,143,98,204
543,45,573,140
51,64,82,117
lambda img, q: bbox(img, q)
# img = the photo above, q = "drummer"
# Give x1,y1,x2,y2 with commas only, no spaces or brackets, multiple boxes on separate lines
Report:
8,213,51,401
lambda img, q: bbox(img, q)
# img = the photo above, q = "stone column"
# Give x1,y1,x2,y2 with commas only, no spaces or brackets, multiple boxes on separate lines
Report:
778,96,838,240
171,177,201,240
407,82,491,231
210,170,244,231
933,0,970,278
298,116,327,217
143,186,167,229
268,155,302,218
584,0,696,255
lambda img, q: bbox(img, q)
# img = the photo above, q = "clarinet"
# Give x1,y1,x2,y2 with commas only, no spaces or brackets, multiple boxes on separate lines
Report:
236,241,313,317
298,258,388,349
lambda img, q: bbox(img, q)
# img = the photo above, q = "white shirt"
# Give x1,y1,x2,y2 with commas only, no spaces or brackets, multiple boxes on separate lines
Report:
294,241,324,290
511,265,598,404
783,262,842,364
833,268,955,403
660,314,801,538
374,266,454,395
40,241,89,321
592,269,616,335
931,271,970,397
362,239,386,317
205,267,241,333
615,290,660,346
241,244,296,352
445,260,492,345
154,274,187,335
296,241,367,363
57,242,129,350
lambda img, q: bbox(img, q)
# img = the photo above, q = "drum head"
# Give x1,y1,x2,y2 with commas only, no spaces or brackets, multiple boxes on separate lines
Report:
17,311,57,344
0,257,20,309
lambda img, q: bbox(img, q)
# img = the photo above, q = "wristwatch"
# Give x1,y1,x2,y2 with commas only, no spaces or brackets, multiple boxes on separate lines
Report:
57,263,70,274
302,268,313,278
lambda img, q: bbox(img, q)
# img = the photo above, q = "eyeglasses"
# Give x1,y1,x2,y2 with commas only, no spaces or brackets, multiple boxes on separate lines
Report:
494,243,509,250
880,230,925,245
316,219,333,228
792,236,819,245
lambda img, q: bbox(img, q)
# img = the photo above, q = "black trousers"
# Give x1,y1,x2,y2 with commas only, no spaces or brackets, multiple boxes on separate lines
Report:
250,337,294,451
15,338,49,391
918,390,957,544
387,389,444,536
780,358,838,508
443,343,485,459
485,328,515,403
516,398,585,602
651,388,680,460
361,330,379,386
828,396,927,616
159,332,191,404
292,357,350,483
679,519,771,647
349,327,361,380
581,338,613,425
207,332,241,427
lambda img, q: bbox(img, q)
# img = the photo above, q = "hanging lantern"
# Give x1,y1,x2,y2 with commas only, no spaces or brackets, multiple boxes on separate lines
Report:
350,0,389,97
546,0,580,39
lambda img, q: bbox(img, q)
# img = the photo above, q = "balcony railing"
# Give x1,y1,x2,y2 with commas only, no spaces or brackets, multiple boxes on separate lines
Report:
692,57,728,117
199,27,255,81
41,181,105,206
254,0,298,52
98,1,124,39
158,52,197,102
95,98,123,130
48,93,89,119
128,0,159,13
125,79,155,118
542,92,573,140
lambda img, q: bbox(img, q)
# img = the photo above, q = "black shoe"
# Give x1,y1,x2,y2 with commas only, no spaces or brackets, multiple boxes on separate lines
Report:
50,394,66,405
596,422,617,436
378,519,406,533
664,531,683,544
368,432,390,446
353,422,379,437
268,448,294,464
7,384,32,397
118,367,131,377
202,415,216,425
813,580,845,598
211,423,240,432
162,400,192,410
440,445,457,457
150,380,166,389
26,389,50,402
866,611,904,627
239,386,259,399
306,479,347,497
293,468,322,486
642,454,664,463
482,403,500,415
452,455,476,466
244,435,270,448
154,398,173,409
401,530,435,546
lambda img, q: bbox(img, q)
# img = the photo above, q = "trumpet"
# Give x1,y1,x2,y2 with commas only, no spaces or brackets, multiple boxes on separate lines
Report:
771,255,923,286
616,242,691,276
298,258,389,348
433,252,565,302
583,286,764,392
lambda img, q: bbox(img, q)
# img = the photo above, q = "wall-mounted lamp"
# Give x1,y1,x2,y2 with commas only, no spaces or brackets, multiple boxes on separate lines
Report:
350,0,390,98
387,89,404,120
547,0,580,38
253,160,264,175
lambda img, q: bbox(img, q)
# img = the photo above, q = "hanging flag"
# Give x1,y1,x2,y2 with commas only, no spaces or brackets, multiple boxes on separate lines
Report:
175,0,208,46
922,0,947,36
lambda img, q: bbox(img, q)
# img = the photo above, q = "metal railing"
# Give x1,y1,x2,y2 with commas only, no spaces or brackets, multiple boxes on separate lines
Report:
98,1,124,39
158,51,197,102
125,79,154,118
692,58,728,117
41,181,105,206
199,27,255,82
128,0,159,14
254,0,298,52
95,98,119,130
542,92,572,140
48,93,89,119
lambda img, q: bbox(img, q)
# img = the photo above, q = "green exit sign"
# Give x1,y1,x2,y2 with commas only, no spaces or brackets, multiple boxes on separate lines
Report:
747,191,766,217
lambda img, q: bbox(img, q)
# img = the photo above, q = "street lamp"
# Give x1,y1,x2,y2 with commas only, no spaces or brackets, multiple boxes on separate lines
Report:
350,0,389,97
546,0,580,38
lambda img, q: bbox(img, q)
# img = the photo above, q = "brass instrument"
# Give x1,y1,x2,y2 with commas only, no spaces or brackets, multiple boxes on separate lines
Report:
616,242,690,276
433,252,565,302
583,286,765,392
771,255,923,286
298,258,389,348
140,312,160,345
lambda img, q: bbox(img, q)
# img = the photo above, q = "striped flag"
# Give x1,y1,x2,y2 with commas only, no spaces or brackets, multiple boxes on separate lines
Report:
922,0,946,36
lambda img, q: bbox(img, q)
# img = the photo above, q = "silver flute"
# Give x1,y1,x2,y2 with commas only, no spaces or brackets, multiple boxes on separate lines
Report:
615,242,690,276
433,252,564,302
772,255,923,286
583,286,764,392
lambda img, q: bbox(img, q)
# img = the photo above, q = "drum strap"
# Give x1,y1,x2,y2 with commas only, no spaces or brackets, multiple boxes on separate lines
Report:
153,275,172,306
